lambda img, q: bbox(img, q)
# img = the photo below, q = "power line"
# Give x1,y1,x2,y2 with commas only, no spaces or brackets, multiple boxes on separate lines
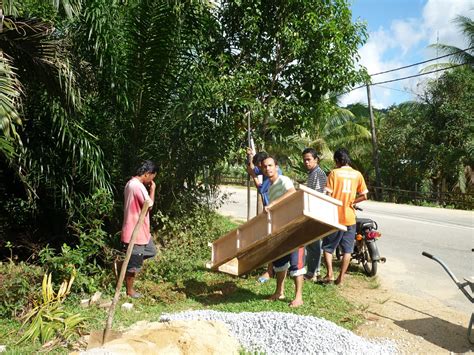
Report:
369,46,473,76
376,85,414,95
376,85,424,99
338,62,469,98
371,62,468,86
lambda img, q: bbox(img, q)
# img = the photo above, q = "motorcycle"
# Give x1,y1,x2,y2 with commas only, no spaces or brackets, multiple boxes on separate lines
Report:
336,206,386,276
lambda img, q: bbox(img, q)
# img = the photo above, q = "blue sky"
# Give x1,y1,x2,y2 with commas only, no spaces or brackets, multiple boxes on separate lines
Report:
341,0,474,108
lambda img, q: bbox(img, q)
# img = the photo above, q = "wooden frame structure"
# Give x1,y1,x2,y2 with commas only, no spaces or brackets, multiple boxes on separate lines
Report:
207,184,346,276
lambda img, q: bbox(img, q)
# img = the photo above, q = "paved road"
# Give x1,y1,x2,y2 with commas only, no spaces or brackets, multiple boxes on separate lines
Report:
218,185,474,313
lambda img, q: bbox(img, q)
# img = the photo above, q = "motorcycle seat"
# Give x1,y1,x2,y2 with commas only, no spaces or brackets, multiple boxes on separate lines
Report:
356,218,375,231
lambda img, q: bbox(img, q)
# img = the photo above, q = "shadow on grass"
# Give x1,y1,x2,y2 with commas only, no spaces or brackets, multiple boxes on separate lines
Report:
175,279,266,306
376,301,473,353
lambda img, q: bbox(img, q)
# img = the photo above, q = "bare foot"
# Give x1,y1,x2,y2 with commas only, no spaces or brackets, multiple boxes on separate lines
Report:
289,299,303,308
267,293,285,301
335,277,343,285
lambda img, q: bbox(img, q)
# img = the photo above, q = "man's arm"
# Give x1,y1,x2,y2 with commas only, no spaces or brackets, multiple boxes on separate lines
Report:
353,193,367,205
149,180,156,207
246,147,261,187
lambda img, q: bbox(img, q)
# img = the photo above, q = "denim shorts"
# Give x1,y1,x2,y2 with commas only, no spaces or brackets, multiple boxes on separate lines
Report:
123,238,156,273
322,224,356,254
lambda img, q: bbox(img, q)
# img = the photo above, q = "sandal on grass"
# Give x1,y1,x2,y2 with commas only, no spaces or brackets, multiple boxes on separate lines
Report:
257,276,270,283
316,278,334,285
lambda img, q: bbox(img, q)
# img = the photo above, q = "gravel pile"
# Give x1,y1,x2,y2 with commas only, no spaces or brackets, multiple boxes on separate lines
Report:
160,310,398,354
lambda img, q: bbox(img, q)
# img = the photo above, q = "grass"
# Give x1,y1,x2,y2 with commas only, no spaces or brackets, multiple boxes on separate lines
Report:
0,214,372,353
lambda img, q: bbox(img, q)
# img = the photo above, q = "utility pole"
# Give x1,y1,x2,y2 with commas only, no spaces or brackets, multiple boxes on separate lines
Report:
246,111,251,221
366,84,382,200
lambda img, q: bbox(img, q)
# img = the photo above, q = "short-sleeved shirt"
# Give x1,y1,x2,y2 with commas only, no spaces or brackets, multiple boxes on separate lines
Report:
269,175,294,203
254,166,282,206
325,166,368,226
307,165,327,193
121,177,153,245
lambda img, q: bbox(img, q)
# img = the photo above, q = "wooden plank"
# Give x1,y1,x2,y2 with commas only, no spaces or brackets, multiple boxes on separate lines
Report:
227,218,340,275
207,185,346,275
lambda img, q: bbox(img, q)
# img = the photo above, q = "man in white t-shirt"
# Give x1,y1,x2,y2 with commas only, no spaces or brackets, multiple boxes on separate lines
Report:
262,156,306,308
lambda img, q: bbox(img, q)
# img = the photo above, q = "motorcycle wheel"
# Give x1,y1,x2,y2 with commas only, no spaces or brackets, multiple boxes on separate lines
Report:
362,245,377,276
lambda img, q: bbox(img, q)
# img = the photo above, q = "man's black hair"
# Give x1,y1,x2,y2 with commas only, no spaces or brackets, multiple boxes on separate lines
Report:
263,155,278,166
333,148,351,166
252,151,269,165
135,160,158,176
302,148,320,160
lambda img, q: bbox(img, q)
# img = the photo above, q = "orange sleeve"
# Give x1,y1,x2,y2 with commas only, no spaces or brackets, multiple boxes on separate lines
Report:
325,171,335,194
357,173,368,195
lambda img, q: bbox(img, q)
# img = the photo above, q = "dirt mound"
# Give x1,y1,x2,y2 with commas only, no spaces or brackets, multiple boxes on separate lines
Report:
83,320,241,354
339,275,473,353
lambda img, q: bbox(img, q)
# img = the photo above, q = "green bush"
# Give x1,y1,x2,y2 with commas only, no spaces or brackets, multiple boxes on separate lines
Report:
144,208,237,282
38,189,116,293
0,261,43,318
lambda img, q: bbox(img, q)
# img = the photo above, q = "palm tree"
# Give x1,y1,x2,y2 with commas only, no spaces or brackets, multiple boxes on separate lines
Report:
265,103,372,177
423,15,474,71
0,2,109,207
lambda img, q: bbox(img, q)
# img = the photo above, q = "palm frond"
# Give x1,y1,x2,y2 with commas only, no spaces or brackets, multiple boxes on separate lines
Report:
0,51,22,140
422,15,474,72
1,17,81,112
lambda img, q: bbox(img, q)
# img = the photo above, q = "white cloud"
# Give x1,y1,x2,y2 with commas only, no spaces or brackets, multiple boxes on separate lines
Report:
422,0,474,49
391,18,425,54
340,28,414,108
343,0,474,108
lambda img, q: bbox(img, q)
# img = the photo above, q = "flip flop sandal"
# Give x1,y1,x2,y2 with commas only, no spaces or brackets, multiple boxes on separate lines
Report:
128,292,143,299
257,276,270,283
316,278,334,285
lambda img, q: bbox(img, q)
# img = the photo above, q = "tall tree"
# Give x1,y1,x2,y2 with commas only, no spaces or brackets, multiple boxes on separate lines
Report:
219,0,368,145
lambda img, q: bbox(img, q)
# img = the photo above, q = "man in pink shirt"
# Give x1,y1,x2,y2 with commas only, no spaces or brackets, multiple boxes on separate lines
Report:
120,160,157,298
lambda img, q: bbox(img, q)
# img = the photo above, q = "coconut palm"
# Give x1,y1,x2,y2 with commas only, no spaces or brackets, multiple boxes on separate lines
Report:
266,103,372,177
422,14,474,72
0,2,109,208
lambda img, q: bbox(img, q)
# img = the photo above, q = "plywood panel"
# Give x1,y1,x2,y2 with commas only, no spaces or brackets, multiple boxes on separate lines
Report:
207,185,346,276
238,212,269,250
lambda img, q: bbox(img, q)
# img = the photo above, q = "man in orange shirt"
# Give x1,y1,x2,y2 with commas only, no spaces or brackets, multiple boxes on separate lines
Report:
322,148,368,285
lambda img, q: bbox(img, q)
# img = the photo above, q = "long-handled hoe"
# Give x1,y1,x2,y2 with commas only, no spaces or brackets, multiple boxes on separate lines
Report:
87,200,150,347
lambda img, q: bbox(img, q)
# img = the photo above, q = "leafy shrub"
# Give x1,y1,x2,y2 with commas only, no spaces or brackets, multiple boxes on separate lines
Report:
144,207,237,282
18,272,85,345
0,261,43,318
38,189,116,293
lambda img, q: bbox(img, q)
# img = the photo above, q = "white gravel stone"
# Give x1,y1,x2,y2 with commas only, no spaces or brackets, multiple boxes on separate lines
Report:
160,310,398,354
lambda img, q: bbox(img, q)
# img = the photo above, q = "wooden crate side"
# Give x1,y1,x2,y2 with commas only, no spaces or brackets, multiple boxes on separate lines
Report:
298,184,342,206
304,193,340,227
217,258,239,276
270,191,305,232
209,229,238,268
235,218,339,275
238,212,269,250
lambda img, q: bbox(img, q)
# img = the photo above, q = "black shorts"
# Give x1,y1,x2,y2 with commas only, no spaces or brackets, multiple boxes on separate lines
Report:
123,238,156,273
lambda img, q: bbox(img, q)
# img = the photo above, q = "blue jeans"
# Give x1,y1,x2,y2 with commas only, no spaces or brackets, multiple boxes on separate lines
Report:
306,239,322,276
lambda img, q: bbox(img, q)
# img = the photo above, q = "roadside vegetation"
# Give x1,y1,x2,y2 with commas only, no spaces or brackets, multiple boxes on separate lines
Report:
0,212,373,353
0,0,471,351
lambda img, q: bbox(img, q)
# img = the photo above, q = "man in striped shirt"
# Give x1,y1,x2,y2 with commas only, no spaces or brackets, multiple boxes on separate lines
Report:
302,148,327,281
262,156,306,307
